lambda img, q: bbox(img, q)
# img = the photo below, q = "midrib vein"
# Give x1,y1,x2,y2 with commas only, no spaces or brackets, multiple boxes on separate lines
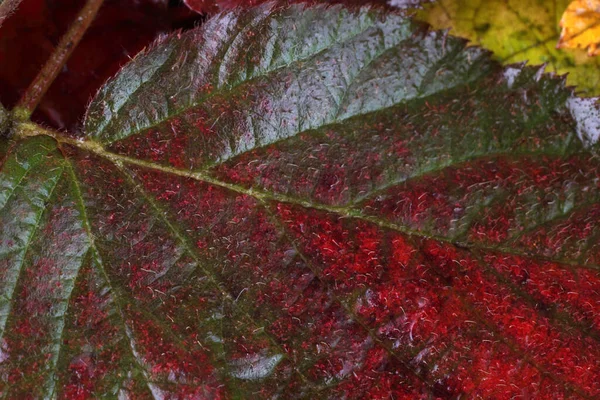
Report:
66,137,600,272
13,123,600,271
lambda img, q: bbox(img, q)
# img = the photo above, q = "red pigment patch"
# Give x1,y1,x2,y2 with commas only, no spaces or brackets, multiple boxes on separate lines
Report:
390,235,415,268
332,347,430,399
274,201,597,396
468,201,514,244
276,205,476,394
126,310,220,388
276,203,386,290
430,331,547,398
268,275,432,392
422,240,600,397
268,280,380,386
131,167,314,311
486,253,600,334
63,141,600,396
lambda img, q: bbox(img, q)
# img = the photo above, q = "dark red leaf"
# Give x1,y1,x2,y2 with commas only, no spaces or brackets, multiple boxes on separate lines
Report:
2,2,600,398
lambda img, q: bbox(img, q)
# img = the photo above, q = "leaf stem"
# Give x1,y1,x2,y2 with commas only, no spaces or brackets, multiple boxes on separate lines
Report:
0,0,22,26
13,0,105,120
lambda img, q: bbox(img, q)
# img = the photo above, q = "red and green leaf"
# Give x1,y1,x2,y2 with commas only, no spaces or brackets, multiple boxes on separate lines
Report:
2,2,600,398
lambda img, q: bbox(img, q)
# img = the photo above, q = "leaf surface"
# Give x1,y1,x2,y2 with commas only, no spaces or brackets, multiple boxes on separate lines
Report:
3,3,600,398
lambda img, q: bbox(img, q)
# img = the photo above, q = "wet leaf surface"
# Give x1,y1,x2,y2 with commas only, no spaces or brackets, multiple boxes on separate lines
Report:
2,2,600,398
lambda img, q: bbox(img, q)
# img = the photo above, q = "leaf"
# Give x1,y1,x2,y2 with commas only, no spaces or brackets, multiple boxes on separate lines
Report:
417,0,600,96
3,2,600,398
558,0,600,56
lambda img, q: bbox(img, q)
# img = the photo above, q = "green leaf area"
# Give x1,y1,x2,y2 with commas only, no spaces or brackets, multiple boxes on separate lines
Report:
2,3,600,398
418,0,600,96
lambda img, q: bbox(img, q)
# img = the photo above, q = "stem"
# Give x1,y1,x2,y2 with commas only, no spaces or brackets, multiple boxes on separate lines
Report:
13,0,105,120
0,0,22,26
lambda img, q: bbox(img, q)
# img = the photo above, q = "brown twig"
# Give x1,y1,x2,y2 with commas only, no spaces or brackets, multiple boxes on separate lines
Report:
13,0,105,120
0,0,22,27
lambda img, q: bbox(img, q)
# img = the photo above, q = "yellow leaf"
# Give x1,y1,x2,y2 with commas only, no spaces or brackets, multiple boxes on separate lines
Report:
417,0,600,96
558,0,600,56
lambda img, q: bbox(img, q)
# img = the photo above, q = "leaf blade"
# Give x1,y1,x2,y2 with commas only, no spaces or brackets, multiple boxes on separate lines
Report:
4,3,600,398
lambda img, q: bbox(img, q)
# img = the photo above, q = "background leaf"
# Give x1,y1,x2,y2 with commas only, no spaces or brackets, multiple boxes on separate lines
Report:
3,3,600,398
417,0,600,96
557,0,600,56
